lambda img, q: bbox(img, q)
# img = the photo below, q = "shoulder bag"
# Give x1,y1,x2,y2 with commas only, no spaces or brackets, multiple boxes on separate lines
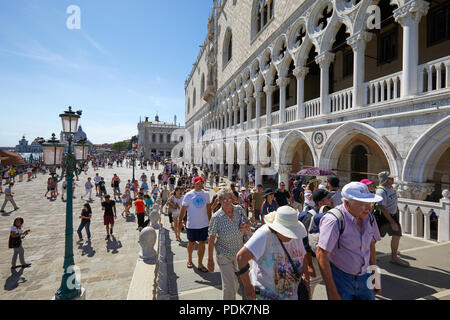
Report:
276,234,310,300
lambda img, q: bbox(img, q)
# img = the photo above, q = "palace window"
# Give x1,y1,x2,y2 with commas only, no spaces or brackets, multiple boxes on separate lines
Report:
252,0,274,40
201,74,205,96
193,88,197,107
223,29,233,67
377,27,398,65
343,50,353,78
427,2,450,47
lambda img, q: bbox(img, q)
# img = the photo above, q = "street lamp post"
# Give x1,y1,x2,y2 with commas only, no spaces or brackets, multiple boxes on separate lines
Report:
131,136,138,183
41,106,89,300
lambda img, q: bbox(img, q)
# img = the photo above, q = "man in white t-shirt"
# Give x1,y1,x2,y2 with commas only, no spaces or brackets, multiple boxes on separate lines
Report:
179,176,211,272
94,173,101,195
82,177,93,201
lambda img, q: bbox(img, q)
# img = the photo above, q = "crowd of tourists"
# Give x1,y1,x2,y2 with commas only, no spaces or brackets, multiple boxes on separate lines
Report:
3,154,409,301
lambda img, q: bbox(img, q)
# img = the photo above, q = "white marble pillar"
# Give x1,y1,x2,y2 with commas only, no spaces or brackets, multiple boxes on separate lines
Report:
264,85,276,126
246,97,254,129
255,165,262,187
219,163,224,177
394,0,429,98
294,67,308,120
278,164,292,188
254,91,264,129
239,164,247,183
315,52,335,115
277,77,290,123
228,164,233,181
239,102,245,130
347,31,373,108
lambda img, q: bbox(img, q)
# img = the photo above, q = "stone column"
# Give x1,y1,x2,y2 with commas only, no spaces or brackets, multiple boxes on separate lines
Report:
394,0,429,98
347,31,373,108
239,102,245,130
438,190,450,242
219,163,224,177
278,164,292,187
315,52,335,115
224,112,228,129
264,85,276,126
255,164,263,187
233,107,238,129
246,97,254,129
293,67,308,120
239,163,247,183
228,164,233,181
276,77,290,123
254,91,264,129
228,110,232,129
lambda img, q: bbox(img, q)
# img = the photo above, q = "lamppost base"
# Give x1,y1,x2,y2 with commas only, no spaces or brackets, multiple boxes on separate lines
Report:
52,287,86,300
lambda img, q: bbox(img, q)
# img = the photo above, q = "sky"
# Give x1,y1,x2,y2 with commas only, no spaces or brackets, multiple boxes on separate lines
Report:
0,0,212,146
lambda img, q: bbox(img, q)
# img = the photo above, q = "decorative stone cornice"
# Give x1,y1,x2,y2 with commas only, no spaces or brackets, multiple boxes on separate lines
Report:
254,91,265,99
263,85,277,94
276,77,291,88
277,164,292,175
293,66,309,79
394,181,435,201
347,31,373,51
315,51,335,69
245,97,256,105
393,0,429,26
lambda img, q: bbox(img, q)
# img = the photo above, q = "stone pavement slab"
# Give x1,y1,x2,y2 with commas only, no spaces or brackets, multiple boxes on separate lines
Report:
0,165,160,300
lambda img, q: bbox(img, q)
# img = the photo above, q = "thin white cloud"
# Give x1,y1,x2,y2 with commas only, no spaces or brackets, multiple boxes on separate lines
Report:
0,40,80,69
80,30,109,56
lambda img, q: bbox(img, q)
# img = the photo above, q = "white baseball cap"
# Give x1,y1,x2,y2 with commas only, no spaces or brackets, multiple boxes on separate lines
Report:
341,182,383,203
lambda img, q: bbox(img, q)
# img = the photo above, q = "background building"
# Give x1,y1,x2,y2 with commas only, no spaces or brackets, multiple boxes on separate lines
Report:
137,115,185,159
184,0,450,203
15,136,43,153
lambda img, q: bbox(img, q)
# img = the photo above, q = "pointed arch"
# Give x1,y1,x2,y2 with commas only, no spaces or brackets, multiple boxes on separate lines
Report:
279,130,318,166
403,116,450,183
319,122,402,178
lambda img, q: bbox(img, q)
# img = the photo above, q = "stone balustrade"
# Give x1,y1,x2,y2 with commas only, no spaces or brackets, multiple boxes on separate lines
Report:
418,55,450,94
398,190,450,243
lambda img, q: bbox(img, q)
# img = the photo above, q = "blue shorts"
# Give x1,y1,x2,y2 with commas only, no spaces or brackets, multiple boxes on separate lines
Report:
330,264,375,300
186,227,208,242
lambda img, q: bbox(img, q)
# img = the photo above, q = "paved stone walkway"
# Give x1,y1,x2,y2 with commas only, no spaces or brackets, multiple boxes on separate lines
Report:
159,181,450,300
0,165,159,300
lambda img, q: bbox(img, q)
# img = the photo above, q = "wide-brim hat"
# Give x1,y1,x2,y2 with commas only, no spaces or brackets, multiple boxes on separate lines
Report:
264,188,274,197
264,206,307,240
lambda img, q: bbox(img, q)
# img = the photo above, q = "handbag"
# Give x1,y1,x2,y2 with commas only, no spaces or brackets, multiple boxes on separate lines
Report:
8,235,21,249
276,235,310,300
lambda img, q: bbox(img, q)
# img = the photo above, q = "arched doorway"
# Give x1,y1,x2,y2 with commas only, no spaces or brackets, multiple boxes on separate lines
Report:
351,145,368,182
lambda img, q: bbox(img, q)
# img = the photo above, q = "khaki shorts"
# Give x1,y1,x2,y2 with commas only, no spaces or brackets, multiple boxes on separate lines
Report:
379,212,402,237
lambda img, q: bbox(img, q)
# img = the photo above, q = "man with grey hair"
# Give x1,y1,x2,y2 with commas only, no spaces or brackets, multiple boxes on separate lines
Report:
375,171,409,267
316,182,382,300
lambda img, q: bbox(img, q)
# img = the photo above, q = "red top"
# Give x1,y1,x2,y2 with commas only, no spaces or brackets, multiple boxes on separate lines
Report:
134,199,146,213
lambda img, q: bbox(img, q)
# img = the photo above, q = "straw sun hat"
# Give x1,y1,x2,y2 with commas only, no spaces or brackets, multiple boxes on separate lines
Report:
264,206,307,239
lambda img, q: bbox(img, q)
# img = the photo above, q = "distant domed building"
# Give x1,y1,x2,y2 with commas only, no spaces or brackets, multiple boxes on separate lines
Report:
60,125,94,153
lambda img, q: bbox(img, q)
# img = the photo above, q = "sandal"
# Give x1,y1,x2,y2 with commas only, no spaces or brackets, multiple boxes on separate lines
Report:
198,266,208,273
187,262,194,269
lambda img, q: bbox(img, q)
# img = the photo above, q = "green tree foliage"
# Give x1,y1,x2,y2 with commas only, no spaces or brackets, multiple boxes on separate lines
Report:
111,141,129,152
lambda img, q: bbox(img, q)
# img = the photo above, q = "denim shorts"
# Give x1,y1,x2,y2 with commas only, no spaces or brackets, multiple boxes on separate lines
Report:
330,264,375,300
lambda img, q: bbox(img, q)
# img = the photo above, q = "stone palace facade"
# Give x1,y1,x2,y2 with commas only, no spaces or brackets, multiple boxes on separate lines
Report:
184,0,450,203
138,115,184,159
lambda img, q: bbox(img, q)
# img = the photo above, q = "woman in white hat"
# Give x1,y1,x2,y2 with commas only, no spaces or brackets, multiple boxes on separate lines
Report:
236,206,310,300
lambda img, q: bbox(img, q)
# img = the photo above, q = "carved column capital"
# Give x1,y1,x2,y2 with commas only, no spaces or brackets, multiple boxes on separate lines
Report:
393,0,429,26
